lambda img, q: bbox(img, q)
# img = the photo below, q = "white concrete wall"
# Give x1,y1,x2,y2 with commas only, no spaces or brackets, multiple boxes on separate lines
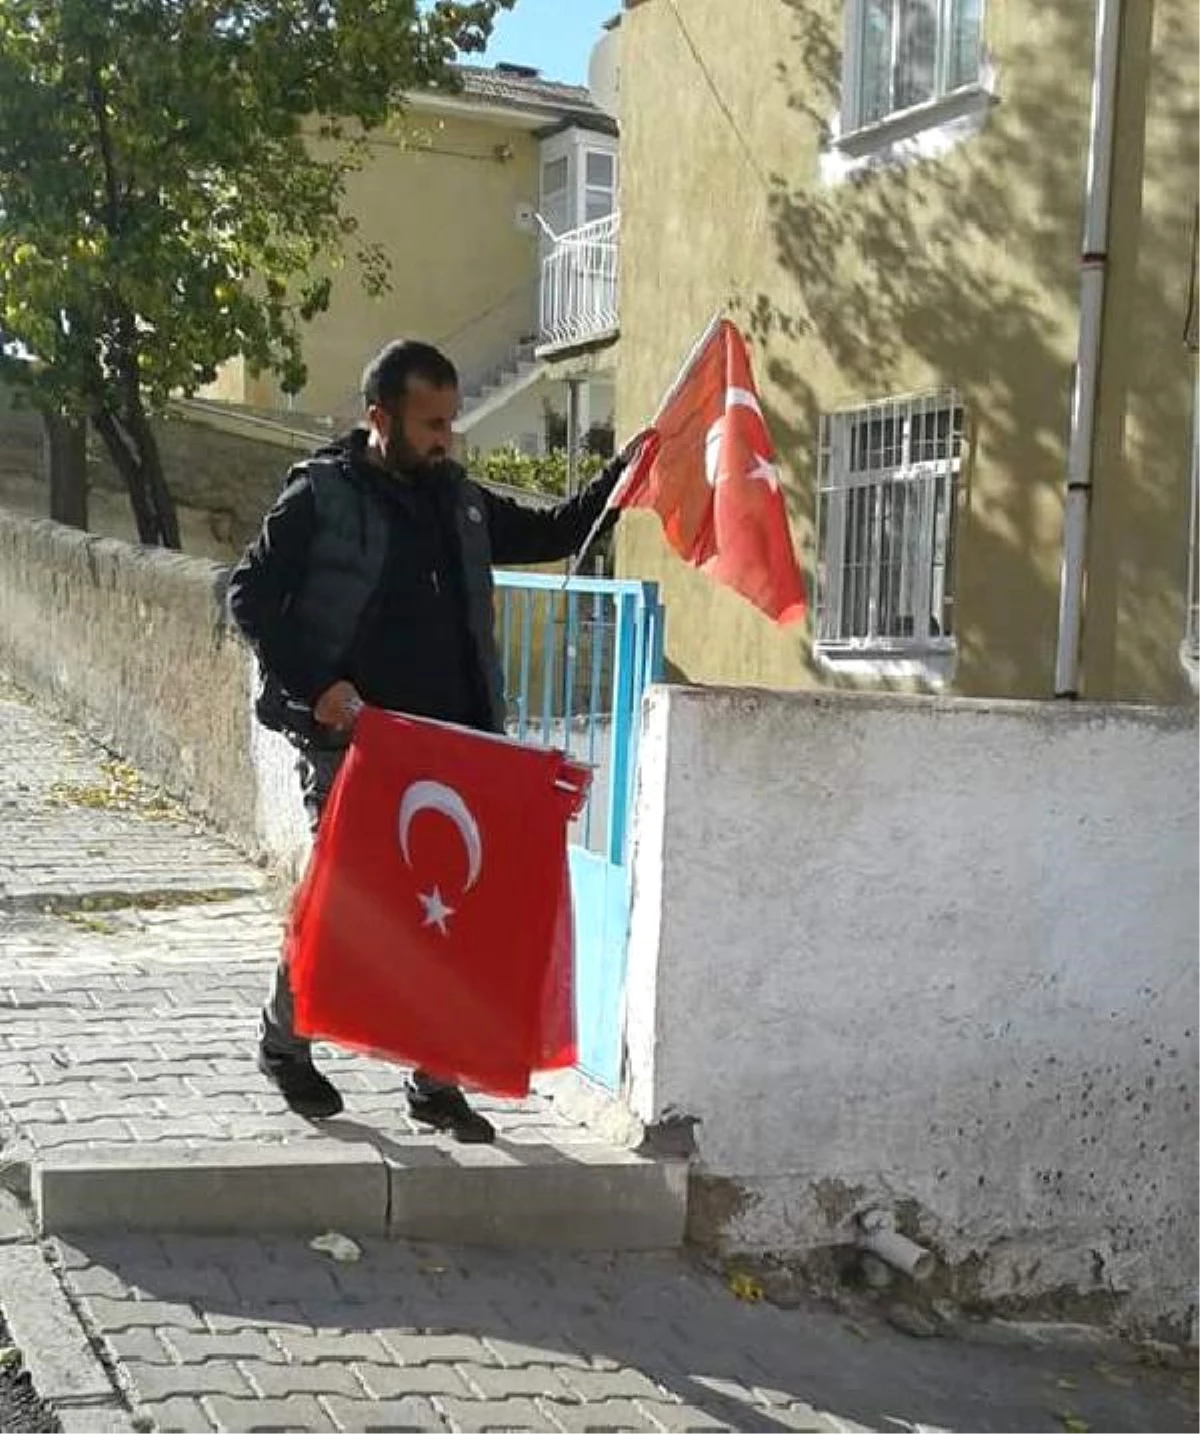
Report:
624,685,1199,1336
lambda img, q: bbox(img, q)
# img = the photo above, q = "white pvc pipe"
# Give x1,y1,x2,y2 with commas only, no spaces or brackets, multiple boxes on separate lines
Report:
1054,0,1123,697
856,1210,936,1281
1183,370,1200,681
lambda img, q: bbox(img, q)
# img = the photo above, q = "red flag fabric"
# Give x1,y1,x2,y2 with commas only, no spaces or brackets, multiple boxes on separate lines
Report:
287,708,589,1097
615,318,806,625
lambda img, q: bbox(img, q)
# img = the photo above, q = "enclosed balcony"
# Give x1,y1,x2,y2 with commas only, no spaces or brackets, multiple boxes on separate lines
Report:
538,212,620,354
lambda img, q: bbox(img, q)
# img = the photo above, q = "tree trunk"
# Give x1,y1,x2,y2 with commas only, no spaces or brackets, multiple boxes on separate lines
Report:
123,396,180,550
90,402,180,549
43,413,89,530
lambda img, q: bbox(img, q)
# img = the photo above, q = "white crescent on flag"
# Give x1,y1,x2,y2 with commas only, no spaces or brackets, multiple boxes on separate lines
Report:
397,781,484,935
725,386,765,419
704,381,780,491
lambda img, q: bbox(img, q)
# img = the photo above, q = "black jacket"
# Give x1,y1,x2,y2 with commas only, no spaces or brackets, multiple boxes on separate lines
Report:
227,430,622,735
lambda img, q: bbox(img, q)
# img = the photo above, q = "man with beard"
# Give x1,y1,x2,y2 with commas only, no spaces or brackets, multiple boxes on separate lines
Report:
228,338,640,1140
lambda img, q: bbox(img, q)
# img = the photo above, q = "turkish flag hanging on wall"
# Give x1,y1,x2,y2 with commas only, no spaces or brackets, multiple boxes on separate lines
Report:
288,708,589,1097
614,317,806,625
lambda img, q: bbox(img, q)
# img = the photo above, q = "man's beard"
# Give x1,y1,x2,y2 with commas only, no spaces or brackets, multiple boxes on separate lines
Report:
385,435,447,474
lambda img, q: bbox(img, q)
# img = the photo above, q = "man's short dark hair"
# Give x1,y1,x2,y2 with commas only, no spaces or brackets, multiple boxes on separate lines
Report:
361,340,459,409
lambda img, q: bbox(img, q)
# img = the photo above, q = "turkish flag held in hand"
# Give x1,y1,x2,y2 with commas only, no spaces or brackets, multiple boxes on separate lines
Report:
288,708,589,1096
614,318,806,625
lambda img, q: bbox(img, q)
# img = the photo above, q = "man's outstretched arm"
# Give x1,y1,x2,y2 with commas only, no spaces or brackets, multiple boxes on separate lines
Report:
482,435,650,567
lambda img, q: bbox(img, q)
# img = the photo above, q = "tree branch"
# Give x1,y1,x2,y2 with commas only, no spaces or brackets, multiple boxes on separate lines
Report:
86,45,123,240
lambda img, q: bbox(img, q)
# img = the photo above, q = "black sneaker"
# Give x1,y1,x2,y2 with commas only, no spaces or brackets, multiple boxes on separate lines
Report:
407,1083,496,1144
257,1048,344,1120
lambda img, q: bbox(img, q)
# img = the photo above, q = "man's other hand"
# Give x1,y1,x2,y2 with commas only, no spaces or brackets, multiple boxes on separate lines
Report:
616,427,656,469
314,681,364,733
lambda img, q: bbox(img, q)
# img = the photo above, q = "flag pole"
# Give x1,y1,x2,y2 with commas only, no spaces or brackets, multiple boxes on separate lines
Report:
563,436,650,582
638,309,725,431
562,310,725,584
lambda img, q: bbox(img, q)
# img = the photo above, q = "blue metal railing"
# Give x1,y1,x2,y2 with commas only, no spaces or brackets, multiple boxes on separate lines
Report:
494,572,664,864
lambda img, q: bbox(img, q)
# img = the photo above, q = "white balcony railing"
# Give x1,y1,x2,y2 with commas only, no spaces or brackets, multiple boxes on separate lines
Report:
539,212,619,351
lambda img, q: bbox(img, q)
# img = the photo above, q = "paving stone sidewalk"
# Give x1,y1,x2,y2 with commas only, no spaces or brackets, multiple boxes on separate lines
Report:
0,693,598,1168
0,691,1196,1433
46,1231,1199,1434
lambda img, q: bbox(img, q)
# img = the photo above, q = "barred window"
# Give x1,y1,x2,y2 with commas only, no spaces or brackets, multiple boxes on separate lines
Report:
816,392,963,651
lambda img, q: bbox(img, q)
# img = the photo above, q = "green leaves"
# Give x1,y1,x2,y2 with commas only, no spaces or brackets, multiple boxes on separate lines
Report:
468,447,607,498
0,0,513,422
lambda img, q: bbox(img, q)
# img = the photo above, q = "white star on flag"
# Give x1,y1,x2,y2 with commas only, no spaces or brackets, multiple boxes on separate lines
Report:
748,453,780,490
418,887,455,936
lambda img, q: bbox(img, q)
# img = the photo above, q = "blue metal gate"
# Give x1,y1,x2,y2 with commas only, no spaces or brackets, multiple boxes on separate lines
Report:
494,571,664,1089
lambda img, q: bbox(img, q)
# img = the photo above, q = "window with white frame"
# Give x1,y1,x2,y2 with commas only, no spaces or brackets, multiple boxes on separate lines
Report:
816,392,964,651
539,131,618,239
844,0,984,132
583,149,617,224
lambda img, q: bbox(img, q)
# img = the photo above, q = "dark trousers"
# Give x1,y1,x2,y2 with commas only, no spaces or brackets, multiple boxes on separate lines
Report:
260,740,454,1097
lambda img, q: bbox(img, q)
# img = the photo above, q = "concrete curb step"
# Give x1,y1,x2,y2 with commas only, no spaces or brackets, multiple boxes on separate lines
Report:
34,1141,688,1250
0,880,265,916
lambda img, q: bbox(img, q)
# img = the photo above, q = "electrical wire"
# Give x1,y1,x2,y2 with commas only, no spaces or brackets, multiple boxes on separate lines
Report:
664,0,772,194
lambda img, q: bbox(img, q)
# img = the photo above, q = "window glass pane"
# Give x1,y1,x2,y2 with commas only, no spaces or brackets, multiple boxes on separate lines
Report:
895,0,938,110
585,151,615,188
857,0,894,125
541,155,572,235
541,156,568,196
851,413,901,472
879,482,904,636
847,485,874,636
909,403,963,463
817,489,831,637
584,188,615,223
931,473,953,636
947,0,983,89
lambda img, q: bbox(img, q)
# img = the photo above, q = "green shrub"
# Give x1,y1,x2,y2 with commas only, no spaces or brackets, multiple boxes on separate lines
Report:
467,445,606,497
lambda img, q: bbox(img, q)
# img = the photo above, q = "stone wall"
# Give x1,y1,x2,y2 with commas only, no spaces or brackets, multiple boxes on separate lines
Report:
94,412,295,543
0,389,566,562
623,684,1199,1337
0,392,294,557
0,510,310,873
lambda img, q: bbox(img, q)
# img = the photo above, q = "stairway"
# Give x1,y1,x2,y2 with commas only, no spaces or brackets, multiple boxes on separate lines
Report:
457,340,547,441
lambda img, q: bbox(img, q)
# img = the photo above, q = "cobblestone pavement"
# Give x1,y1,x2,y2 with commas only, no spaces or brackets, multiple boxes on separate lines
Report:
47,1233,1195,1434
0,695,600,1162
1,692,1197,1433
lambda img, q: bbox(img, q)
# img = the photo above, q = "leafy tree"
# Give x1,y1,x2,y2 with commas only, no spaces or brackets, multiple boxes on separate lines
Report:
0,0,511,546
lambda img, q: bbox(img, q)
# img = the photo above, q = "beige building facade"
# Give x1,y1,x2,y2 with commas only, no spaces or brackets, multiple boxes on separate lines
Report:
613,0,1198,703
206,65,620,457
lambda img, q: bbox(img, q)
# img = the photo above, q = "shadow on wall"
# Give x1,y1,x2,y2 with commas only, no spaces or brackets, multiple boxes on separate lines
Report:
729,0,1195,700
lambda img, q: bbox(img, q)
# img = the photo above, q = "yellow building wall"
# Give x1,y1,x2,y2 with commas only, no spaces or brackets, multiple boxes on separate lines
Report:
1084,1,1198,702
244,109,544,424
615,0,1197,702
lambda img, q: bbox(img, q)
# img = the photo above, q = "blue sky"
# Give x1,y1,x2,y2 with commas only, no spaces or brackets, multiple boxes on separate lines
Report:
479,0,618,85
